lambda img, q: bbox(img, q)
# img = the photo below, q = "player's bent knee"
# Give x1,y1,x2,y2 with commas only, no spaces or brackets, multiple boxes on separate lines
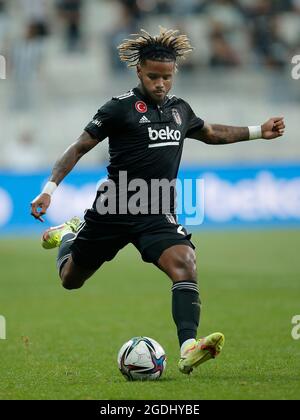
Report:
179,261,197,281
161,247,197,281
62,280,83,290
61,269,84,290
59,257,94,290
175,249,196,275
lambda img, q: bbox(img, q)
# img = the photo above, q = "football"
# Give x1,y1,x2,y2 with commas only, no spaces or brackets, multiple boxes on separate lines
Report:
117,336,166,381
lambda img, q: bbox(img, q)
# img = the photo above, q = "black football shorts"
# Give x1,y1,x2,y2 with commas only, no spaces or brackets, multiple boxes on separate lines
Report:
70,209,195,270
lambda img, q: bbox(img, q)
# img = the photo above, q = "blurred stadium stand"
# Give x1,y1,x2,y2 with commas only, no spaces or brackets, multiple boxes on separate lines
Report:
0,1,300,232
0,0,299,168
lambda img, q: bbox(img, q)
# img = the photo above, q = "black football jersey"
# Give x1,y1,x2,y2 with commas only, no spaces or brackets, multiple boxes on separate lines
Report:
84,87,204,214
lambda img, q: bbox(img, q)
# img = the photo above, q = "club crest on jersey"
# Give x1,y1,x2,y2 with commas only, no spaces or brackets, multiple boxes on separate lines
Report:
172,108,182,126
135,101,148,113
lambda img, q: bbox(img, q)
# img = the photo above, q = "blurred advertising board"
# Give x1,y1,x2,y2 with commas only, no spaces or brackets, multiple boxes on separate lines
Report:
0,163,299,234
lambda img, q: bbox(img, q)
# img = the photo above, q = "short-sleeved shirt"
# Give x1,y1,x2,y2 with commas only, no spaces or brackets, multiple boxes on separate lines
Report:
84,87,204,215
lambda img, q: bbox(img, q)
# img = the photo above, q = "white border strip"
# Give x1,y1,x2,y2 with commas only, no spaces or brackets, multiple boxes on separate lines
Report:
148,142,180,148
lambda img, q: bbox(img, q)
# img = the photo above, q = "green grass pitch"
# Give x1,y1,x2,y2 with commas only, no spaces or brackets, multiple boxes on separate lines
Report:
0,230,299,400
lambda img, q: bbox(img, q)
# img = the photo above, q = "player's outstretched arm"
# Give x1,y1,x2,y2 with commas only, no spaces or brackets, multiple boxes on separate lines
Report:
190,117,285,144
30,131,98,222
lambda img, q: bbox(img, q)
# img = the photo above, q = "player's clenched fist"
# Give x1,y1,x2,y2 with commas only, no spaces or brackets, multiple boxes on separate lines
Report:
30,193,51,222
262,117,286,140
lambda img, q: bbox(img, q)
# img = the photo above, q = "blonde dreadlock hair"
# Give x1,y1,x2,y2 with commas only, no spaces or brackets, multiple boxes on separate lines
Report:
118,27,193,70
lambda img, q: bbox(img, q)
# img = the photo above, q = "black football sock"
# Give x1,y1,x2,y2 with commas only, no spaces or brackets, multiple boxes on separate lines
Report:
56,233,75,275
172,280,201,347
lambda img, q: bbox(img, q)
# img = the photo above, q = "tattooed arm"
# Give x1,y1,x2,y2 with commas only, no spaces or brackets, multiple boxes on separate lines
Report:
30,131,98,221
190,117,285,145
49,131,98,185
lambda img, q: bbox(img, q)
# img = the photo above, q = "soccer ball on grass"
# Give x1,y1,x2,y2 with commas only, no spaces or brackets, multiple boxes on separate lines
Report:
117,336,166,381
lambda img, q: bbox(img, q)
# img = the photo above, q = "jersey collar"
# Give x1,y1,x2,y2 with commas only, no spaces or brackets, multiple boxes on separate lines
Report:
133,86,170,107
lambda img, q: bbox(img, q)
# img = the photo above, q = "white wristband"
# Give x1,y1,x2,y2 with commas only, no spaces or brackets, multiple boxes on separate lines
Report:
248,125,262,140
42,181,57,196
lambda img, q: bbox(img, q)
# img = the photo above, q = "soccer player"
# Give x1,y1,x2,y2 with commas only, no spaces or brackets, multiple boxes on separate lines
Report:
30,28,285,375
